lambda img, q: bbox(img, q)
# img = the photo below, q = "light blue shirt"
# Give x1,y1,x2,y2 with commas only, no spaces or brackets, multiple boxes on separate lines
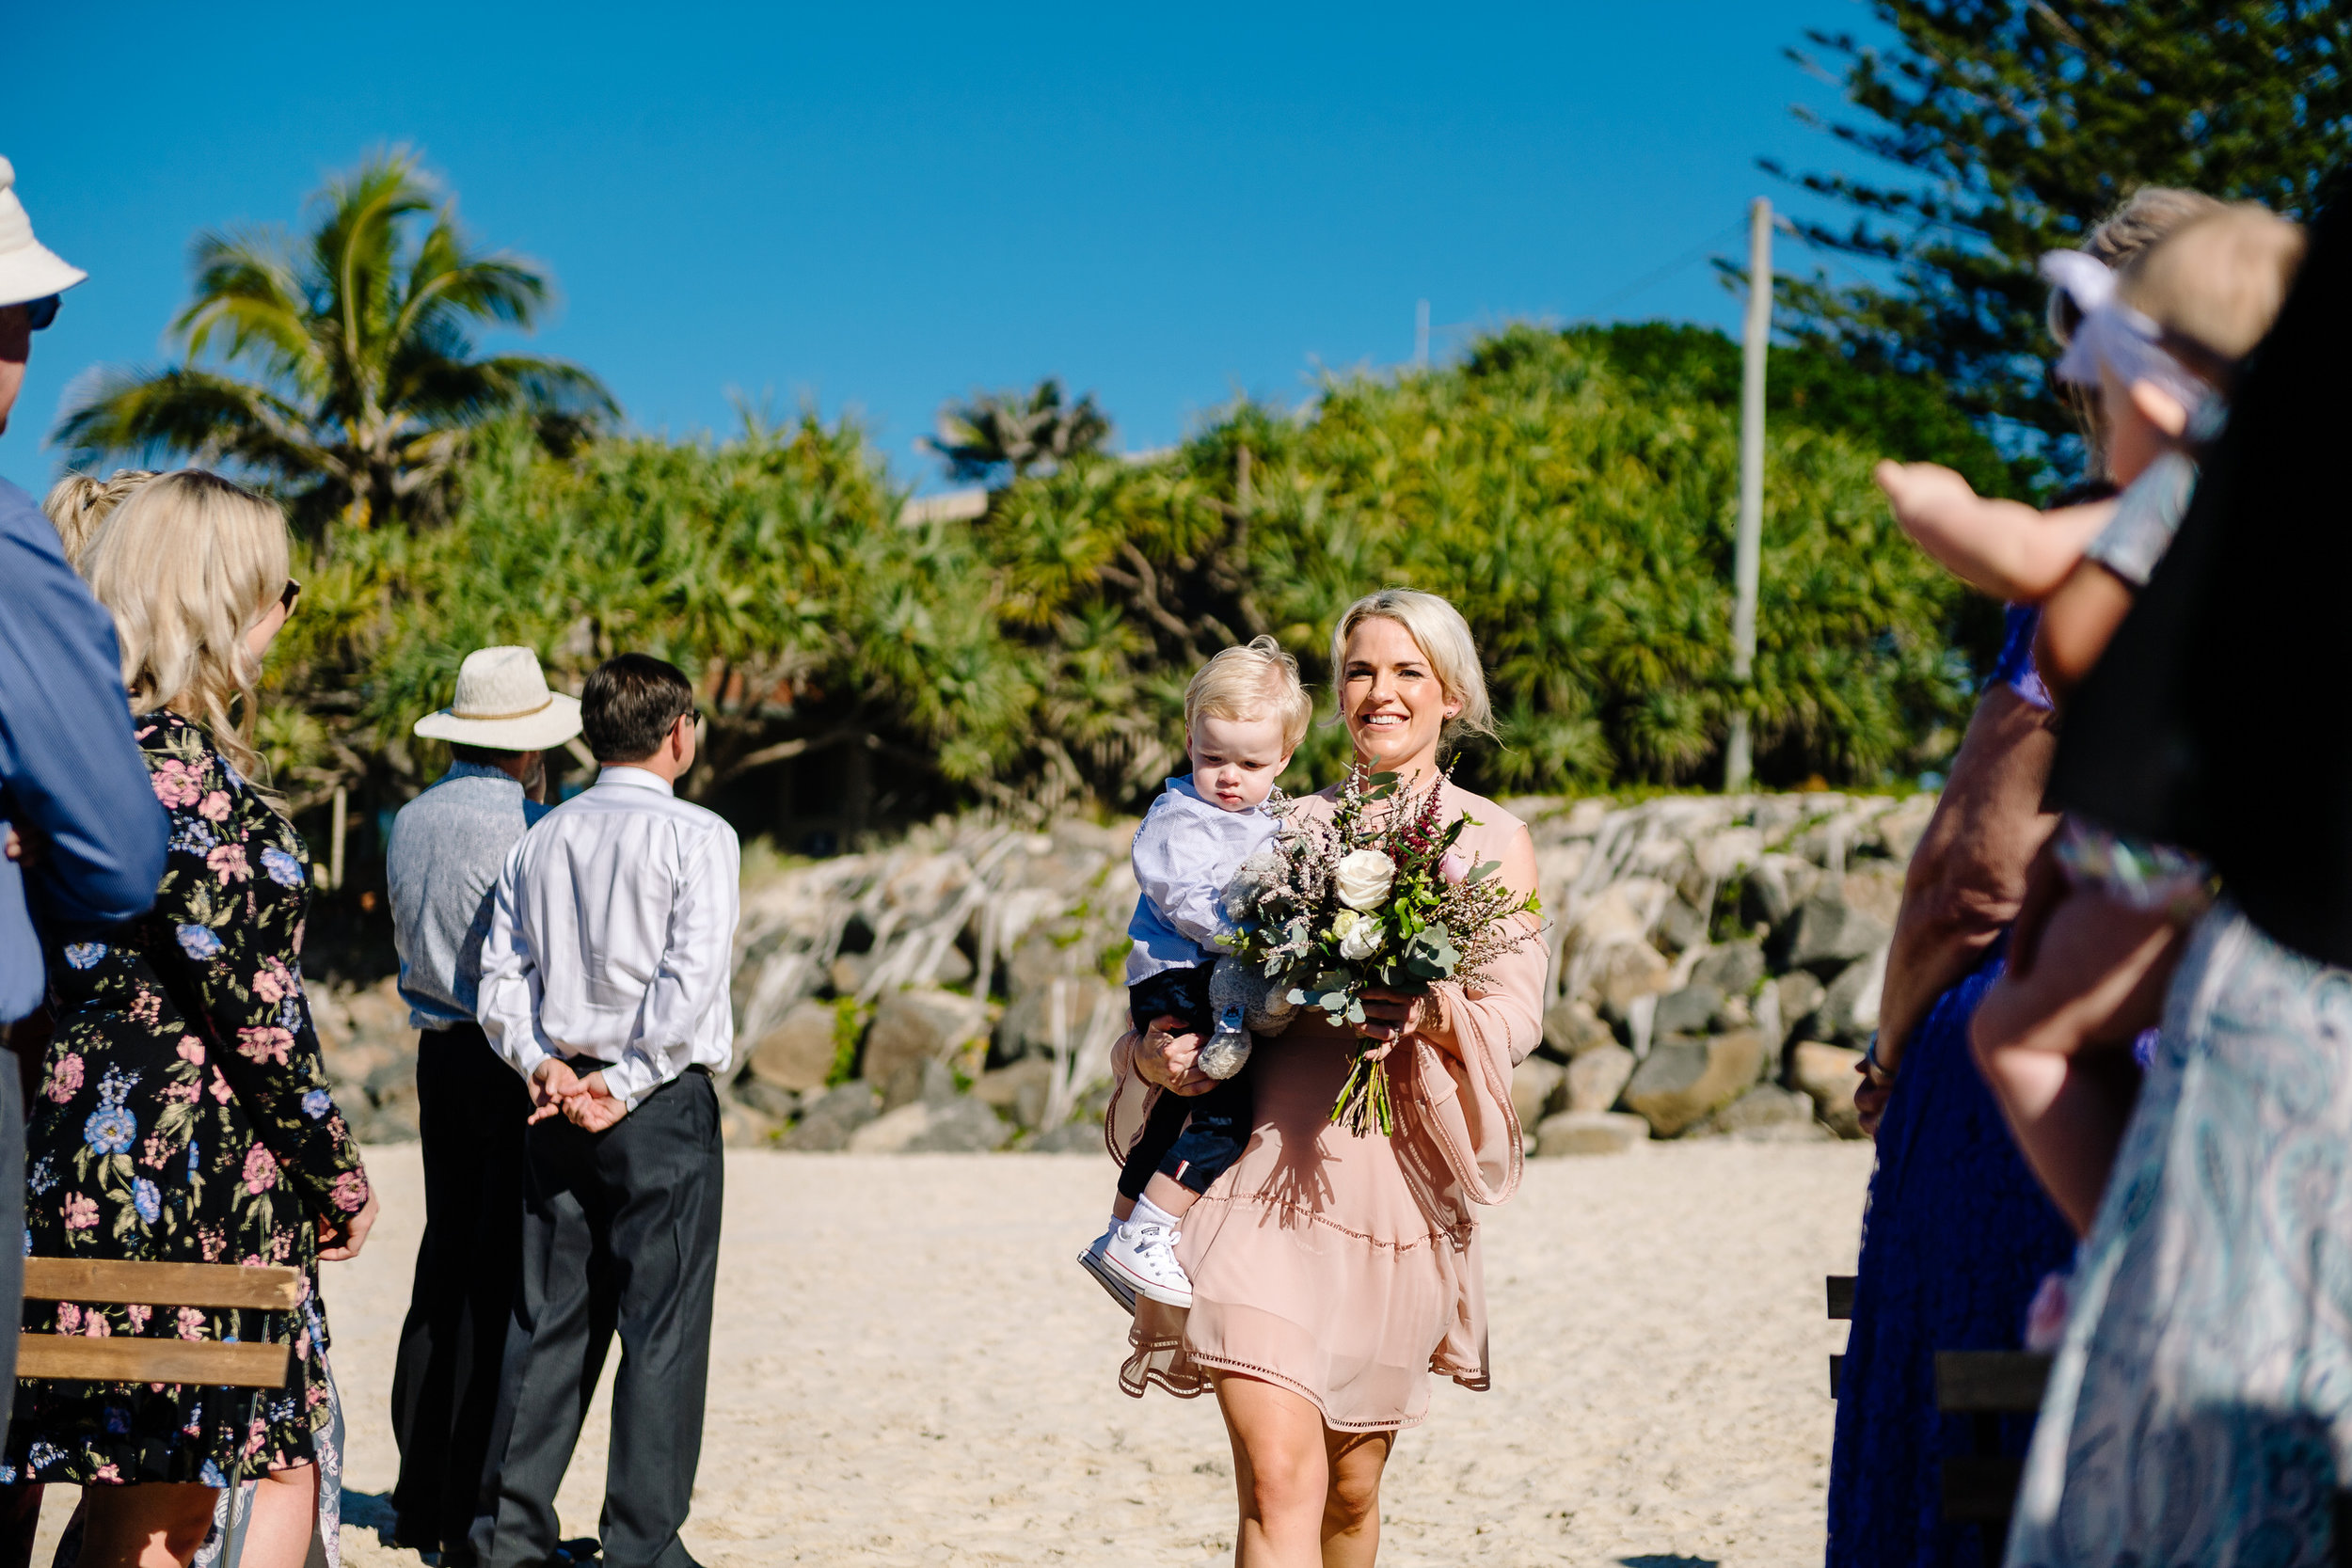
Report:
1125,775,1282,984
386,762,549,1030
0,477,167,1020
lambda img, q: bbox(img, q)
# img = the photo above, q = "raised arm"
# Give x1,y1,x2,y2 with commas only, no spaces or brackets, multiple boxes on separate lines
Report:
1877,462,2116,602
0,513,166,926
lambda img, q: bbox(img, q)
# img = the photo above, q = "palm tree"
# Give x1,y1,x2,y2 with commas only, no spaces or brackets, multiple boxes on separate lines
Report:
56,150,615,535
927,377,1111,485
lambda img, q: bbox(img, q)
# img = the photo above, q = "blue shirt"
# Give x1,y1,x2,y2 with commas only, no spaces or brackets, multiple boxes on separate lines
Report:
1125,775,1282,984
386,761,550,1030
0,477,168,1022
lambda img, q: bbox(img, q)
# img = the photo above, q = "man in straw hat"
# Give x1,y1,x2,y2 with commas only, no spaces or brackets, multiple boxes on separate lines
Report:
0,154,167,1431
385,646,582,1566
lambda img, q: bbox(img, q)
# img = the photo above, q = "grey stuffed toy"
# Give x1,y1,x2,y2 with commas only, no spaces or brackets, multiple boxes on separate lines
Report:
1198,955,1296,1079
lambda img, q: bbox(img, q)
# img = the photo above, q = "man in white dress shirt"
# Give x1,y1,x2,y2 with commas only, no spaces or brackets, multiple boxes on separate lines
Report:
472,654,739,1568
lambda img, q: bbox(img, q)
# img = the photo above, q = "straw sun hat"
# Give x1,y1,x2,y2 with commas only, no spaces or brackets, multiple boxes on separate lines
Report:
412,646,583,752
0,156,87,309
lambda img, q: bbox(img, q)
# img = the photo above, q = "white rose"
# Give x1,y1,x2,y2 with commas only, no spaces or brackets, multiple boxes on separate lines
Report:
1333,848,1396,912
1337,915,1383,962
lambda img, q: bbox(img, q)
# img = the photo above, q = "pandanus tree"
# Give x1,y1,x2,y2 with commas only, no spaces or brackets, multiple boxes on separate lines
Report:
55,151,615,536
927,376,1112,485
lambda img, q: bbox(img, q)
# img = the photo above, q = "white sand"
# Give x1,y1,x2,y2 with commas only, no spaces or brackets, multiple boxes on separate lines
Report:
43,1141,1875,1566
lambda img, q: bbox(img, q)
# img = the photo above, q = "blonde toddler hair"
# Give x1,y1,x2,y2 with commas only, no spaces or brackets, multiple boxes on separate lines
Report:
1185,635,1313,753
2118,203,2307,393
41,469,156,568
79,469,292,784
1329,588,1497,748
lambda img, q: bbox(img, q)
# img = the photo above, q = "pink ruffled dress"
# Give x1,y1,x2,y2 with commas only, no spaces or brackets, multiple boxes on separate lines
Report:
1104,780,1544,1431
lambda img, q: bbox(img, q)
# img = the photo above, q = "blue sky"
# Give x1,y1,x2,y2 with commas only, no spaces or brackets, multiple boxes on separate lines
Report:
3,2,1890,499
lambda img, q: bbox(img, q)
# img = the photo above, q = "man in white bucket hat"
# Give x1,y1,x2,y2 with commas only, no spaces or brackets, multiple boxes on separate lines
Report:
384,645,582,1565
0,155,165,1434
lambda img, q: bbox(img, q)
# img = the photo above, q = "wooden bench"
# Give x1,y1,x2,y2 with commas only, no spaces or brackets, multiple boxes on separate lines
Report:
1934,1350,2050,1567
1830,1276,2045,1563
1826,1273,1852,1397
17,1257,301,1562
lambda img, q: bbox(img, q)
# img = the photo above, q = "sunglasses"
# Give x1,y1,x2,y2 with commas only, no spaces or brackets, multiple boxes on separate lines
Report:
22,296,58,332
278,578,302,616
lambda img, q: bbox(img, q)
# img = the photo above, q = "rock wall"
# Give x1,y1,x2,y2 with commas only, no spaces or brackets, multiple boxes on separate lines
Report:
310,788,1934,1152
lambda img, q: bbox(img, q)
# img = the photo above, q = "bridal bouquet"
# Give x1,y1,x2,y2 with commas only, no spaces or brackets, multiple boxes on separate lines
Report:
1221,768,1542,1135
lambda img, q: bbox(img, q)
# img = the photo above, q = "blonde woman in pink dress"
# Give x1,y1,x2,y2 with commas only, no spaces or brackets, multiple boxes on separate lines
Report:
1106,588,1543,1567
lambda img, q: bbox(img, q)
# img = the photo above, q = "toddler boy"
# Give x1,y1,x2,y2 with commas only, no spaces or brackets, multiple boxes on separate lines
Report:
1080,637,1311,1310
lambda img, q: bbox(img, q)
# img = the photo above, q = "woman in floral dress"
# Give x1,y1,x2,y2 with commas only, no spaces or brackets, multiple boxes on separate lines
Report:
4,471,375,1568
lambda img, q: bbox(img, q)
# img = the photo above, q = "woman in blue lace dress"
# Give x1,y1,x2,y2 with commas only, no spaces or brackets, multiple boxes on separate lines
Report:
1825,608,2077,1568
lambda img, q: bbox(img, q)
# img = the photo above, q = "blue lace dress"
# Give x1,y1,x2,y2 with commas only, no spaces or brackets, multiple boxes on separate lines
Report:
1825,610,2077,1568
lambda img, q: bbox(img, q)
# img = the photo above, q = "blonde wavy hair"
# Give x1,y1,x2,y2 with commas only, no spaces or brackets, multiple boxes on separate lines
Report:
41,469,157,567
79,470,290,784
1185,636,1314,752
1329,588,1497,750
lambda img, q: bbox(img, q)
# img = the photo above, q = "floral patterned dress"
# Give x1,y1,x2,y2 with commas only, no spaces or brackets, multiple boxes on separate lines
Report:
3,711,371,1487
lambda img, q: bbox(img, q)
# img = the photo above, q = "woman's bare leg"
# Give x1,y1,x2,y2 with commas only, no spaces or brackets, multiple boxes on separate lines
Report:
238,1465,318,1568
1320,1429,1391,1567
76,1483,217,1568
1215,1373,1331,1567
1973,888,2183,1232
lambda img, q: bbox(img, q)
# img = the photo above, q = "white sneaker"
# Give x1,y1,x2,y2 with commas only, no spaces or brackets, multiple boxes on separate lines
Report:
1076,1226,1137,1315
1103,1217,1194,1307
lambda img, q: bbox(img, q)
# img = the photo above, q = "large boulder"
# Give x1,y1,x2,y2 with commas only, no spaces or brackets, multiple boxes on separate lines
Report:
1874,793,1939,864
1738,854,1819,930
863,988,991,1091
1592,942,1674,1021
1029,1120,1103,1153
720,1101,781,1149
1776,970,1828,1034
1838,864,1908,927
1565,1044,1636,1113
1690,942,1766,999
880,1056,963,1113
1512,1057,1565,1130
1710,1084,1820,1138
1653,896,1708,956
1775,893,1893,974
1695,826,1765,881
782,1082,881,1150
1542,998,1615,1058
1791,1041,1866,1137
745,1000,841,1091
848,1095,1012,1154
1569,879,1670,953
995,974,1121,1060
1650,983,1724,1041
971,1056,1055,1130
1812,946,1889,1046
1534,1110,1649,1156
1622,1030,1766,1137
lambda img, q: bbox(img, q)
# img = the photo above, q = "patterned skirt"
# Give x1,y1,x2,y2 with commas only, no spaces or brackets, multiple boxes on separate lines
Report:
2009,899,2352,1566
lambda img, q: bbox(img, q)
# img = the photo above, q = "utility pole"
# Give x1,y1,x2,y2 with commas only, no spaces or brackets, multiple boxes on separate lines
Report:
1724,198,1772,792
1414,299,1430,369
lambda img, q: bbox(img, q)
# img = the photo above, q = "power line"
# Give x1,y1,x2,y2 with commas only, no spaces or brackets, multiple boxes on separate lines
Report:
1582,218,1749,317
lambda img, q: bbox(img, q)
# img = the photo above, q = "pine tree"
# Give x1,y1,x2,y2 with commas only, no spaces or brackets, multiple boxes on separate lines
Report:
1772,1,2352,480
